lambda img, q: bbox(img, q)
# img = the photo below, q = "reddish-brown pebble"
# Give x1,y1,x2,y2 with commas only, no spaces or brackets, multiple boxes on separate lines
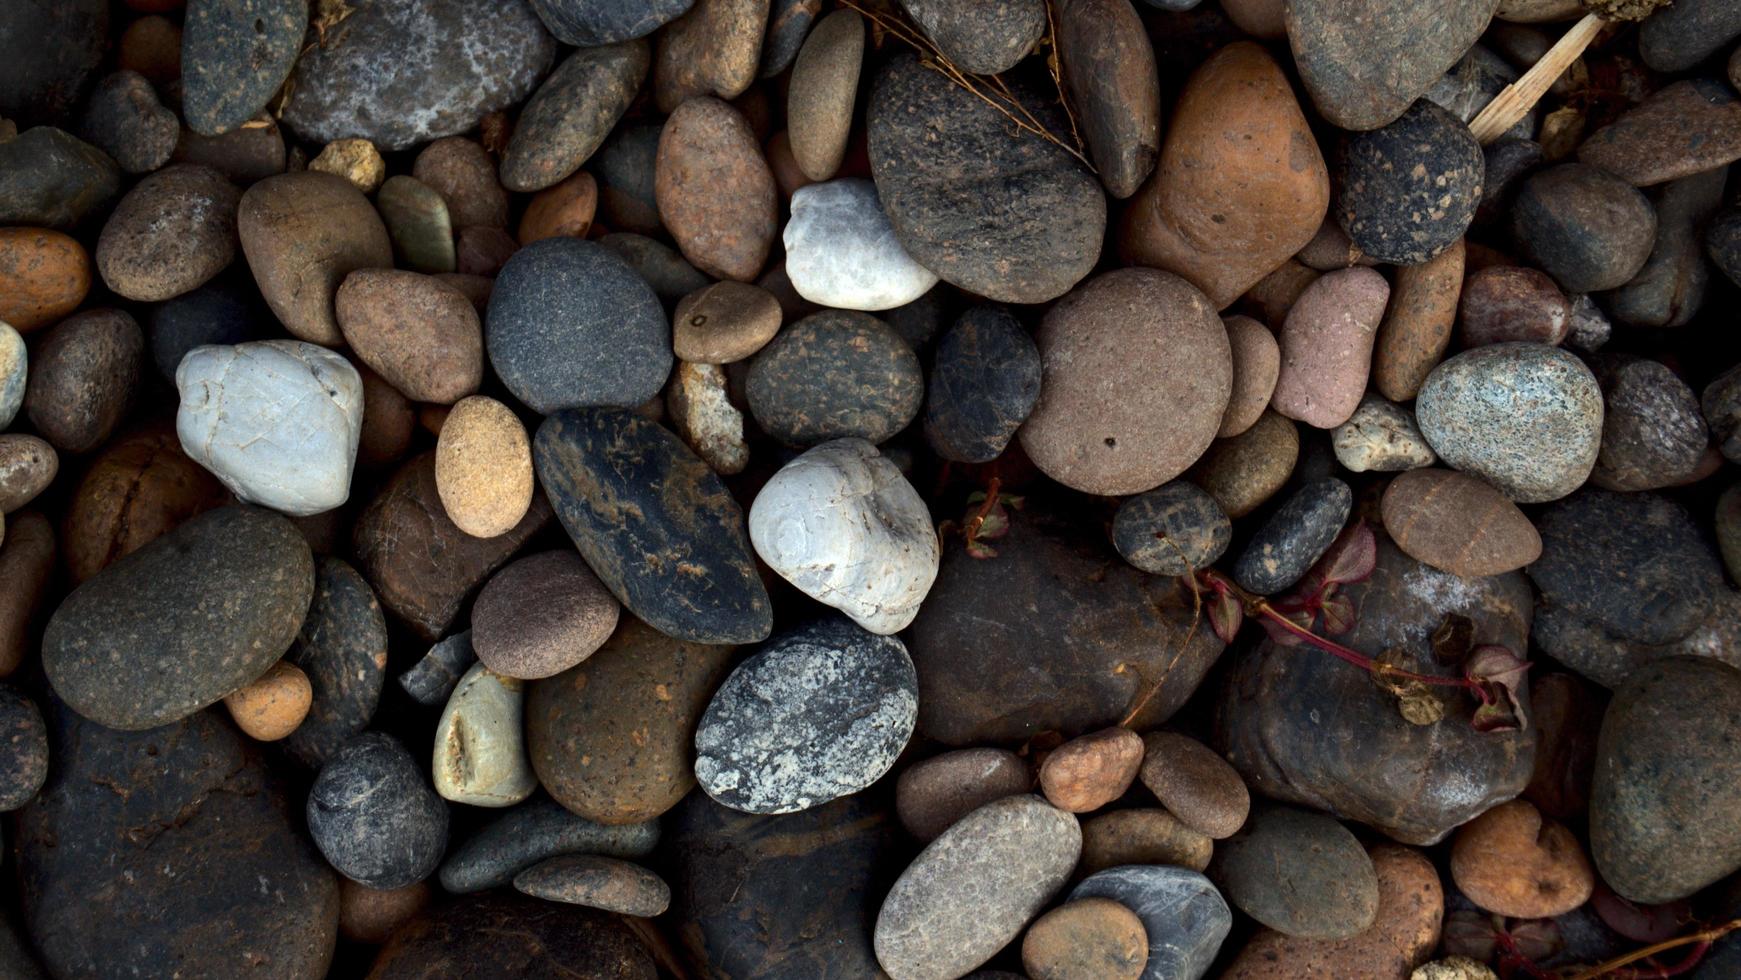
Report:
1220,315,1281,438
1458,266,1569,348
1524,672,1603,820
1241,259,1320,330
0,511,54,676
672,281,783,364
1380,468,1542,577
335,269,483,404
1450,800,1594,919
1190,410,1299,518
896,748,1032,841
414,137,509,230
1374,239,1464,402
1079,808,1214,875
0,228,90,332
59,425,229,584
222,659,313,741
339,879,431,945
455,225,519,277
117,16,183,88
1022,898,1148,980
1271,267,1390,429
765,130,813,200
434,395,533,539
356,364,416,470
1579,79,1741,187
1039,727,1145,813
518,171,598,245
0,435,57,513
652,0,765,113
1138,731,1250,839
471,550,620,680
239,171,393,346
655,97,777,282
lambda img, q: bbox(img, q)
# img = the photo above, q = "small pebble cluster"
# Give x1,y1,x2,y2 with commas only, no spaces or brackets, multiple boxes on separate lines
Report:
3,0,1741,978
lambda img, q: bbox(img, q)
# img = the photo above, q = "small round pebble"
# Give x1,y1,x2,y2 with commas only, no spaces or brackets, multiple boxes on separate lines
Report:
783,178,938,311
1232,478,1353,595
896,748,1033,841
1022,898,1148,980
1215,805,1379,939
0,435,56,513
672,281,783,364
501,41,648,194
310,138,387,193
96,164,240,302
0,227,89,333
338,879,431,945
335,269,483,404
0,685,47,811
1331,395,1437,473
1590,356,1707,492
1039,727,1144,813
1514,163,1658,293
221,659,313,742
1191,410,1300,518
1139,731,1250,839
1338,99,1482,265
746,310,922,446
513,854,671,917
471,550,620,680
923,307,1043,464
1079,808,1214,875
1380,468,1542,577
434,395,534,539
1459,266,1569,347
26,308,144,455
1111,482,1231,576
1450,799,1594,919
1373,240,1463,402
307,732,449,890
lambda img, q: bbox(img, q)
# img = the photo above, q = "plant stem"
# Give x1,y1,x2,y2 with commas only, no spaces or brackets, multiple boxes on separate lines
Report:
1560,919,1741,979
962,477,1001,542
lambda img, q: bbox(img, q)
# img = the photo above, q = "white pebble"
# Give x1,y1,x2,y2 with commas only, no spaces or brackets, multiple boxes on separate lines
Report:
783,178,938,311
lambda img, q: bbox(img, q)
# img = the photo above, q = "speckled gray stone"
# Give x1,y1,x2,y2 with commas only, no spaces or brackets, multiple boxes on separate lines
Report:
307,732,448,889
1331,394,1437,473
1112,482,1230,576
182,0,307,136
746,310,924,446
440,797,659,893
1211,806,1377,939
695,617,917,815
0,684,47,811
1590,356,1708,492
0,324,24,431
875,794,1082,980
514,854,671,916
0,126,120,230
282,0,557,152
400,631,478,708
1068,865,1231,980
1337,99,1482,265
923,308,1041,464
1232,478,1352,595
283,558,388,769
501,40,649,194
897,0,1045,75
1606,168,1724,330
527,0,694,45
1416,343,1603,503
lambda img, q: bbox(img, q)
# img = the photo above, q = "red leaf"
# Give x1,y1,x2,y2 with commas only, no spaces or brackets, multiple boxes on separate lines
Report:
1319,592,1357,636
1207,589,1243,644
1313,519,1378,588
964,538,999,560
1506,918,1565,962
1260,605,1313,647
976,502,1011,540
1467,645,1530,733
1442,910,1501,963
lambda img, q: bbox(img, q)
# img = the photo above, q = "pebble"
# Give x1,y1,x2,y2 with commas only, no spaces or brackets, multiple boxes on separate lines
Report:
96,163,239,302
1338,100,1481,264
432,663,535,807
1057,0,1160,199
875,795,1081,980
1069,865,1232,980
601,231,711,305
502,40,649,193
280,558,388,769
0,126,119,230
433,396,533,539
667,361,749,474
172,123,287,183
784,178,938,311
1459,266,1570,347
1639,0,1741,71
749,439,938,634
1111,482,1231,576
1272,267,1389,429
1138,731,1250,839
923,307,1043,463
1220,315,1280,438
76,71,177,174
59,425,225,584
25,308,143,454
401,632,476,709
238,171,394,346
1373,240,1464,401
377,176,456,274
1332,395,1437,473
594,122,664,236
652,0,765,112
1514,163,1658,293
1580,79,1741,187
486,237,671,413
695,617,917,814
1287,0,1496,130
44,505,312,731
0,435,55,513
1590,356,1707,492
1415,343,1604,503
353,453,551,640
655,96,776,282
1592,657,1741,904
415,137,507,230
176,340,363,516
1450,800,1593,918
308,732,448,889
338,880,430,945
0,324,20,429
1232,477,1353,595
0,0,107,126
1214,806,1378,939
181,0,305,135
896,748,1032,841
1566,293,1611,351
672,281,782,364
1039,727,1144,813
1079,809,1214,875
1381,468,1542,577
514,855,670,916
223,660,313,742
1524,672,1603,820
439,796,660,893
1531,489,1721,646
472,551,619,679
1296,219,1375,271
1021,269,1231,494
283,0,555,151
336,270,482,404
517,170,596,243
310,139,387,194
869,54,1104,303
746,310,923,445
1705,364,1741,461
899,0,1044,74
788,10,863,181
368,891,654,977
528,0,693,45
146,271,269,382
911,514,1224,744
0,512,52,677
1191,410,1300,518
1609,168,1724,330
0,227,88,335
762,0,822,76
17,707,338,979
1121,42,1328,308
0,685,46,810
1023,898,1148,980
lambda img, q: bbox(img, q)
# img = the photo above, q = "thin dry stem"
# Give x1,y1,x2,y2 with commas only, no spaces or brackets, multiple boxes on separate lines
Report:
1468,12,1604,144
1559,918,1741,980
1119,541,1202,728
1041,0,1088,162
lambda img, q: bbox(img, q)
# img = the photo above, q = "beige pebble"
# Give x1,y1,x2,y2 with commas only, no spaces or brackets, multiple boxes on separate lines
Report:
309,139,387,193
672,281,783,364
1219,315,1280,438
222,660,313,741
435,396,534,539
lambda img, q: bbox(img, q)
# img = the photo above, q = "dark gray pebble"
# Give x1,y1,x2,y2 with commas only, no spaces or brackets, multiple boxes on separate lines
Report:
1707,204,1741,290
307,732,448,889
501,40,649,194
1589,355,1708,493
593,124,664,237
1211,805,1378,939
77,71,178,175
400,631,478,708
1606,168,1723,329
923,307,1041,463
747,310,923,446
0,0,107,127
1638,0,1741,73
599,231,709,307
1515,163,1657,293
1704,363,1741,462
1337,99,1482,265
1232,478,1353,595
439,796,659,893
762,0,823,77
282,558,388,769
182,0,306,136
146,271,269,382
0,127,119,230
1112,482,1231,576
527,0,694,45
1474,138,1543,229
0,685,47,811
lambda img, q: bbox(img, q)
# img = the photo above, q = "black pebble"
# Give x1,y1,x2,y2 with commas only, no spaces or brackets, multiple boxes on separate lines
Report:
1337,99,1482,266
307,732,449,889
923,307,1041,463
1232,478,1353,595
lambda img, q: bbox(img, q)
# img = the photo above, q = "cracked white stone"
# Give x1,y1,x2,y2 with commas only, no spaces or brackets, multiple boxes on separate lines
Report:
175,339,364,516
666,361,749,475
433,662,535,808
783,178,939,311
748,438,940,634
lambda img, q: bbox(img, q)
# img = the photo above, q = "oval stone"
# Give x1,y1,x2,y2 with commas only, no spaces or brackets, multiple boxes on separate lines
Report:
672,281,782,364
1231,478,1352,595
514,854,669,916
1068,865,1232,980
1380,468,1541,577
438,797,660,893
1459,265,1568,347
1337,100,1481,265
0,324,20,431
788,10,863,182
1220,315,1280,438
896,748,1033,841
502,40,649,193
1271,267,1390,429
336,270,483,405
746,310,923,446
0,227,90,331
434,395,534,539
472,550,619,680
281,557,388,769
1213,806,1378,939
1080,809,1214,876
1579,79,1741,188
1373,240,1463,401
0,435,56,514
782,178,939,311
0,685,47,810
24,308,143,454
238,172,393,346
1589,356,1707,493
1514,164,1657,294
0,127,119,230
1190,410,1299,518
655,96,777,282
1111,482,1231,576
1138,732,1250,840
1056,0,1159,199
650,0,766,111
308,733,448,890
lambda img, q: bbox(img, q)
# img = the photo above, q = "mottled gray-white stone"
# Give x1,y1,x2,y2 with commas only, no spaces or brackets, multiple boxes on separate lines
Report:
749,438,939,634
1416,342,1603,503
440,797,660,893
1232,478,1353,595
307,732,448,889
1332,394,1438,473
400,631,477,707
0,323,23,431
282,0,557,152
1069,865,1232,980
875,795,1082,980
527,0,694,45
433,663,535,808
513,854,671,916
176,340,364,516
783,179,938,312
1565,293,1611,351
695,617,918,816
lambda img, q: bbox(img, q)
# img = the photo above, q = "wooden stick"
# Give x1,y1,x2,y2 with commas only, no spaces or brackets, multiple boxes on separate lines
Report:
1468,11,1603,144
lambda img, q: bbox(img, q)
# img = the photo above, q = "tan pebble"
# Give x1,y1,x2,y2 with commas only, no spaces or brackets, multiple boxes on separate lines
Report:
0,434,58,513
1450,800,1594,919
518,170,597,245
1240,259,1320,330
1039,727,1144,813
1022,897,1148,980
1190,410,1299,518
435,396,534,539
667,361,749,475
1138,731,1250,839
1380,468,1542,577
673,281,783,364
1079,808,1214,875
1373,239,1464,402
1220,315,1280,438
223,660,313,741
308,139,387,193
338,878,431,944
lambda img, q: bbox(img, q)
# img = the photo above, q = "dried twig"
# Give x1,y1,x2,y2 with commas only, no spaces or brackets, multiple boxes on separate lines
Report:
1559,917,1741,979
1468,12,1603,144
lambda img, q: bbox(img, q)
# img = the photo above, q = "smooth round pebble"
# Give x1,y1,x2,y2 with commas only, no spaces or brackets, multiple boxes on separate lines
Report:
1271,268,1390,429
502,41,648,194
434,395,534,539
1080,809,1214,876
1514,164,1657,293
336,269,483,405
1337,100,1481,265
0,227,90,332
1373,240,1463,402
1138,731,1249,839
1111,482,1230,576
655,97,777,282
896,748,1032,841
514,854,671,917
1459,266,1569,347
0,435,56,513
672,281,782,364
788,10,864,181
1213,806,1378,939
238,171,394,346
1380,468,1542,577
784,179,939,311
432,663,534,807
1190,411,1300,519
377,175,456,274
1232,478,1353,595
307,732,448,890
25,308,144,455
746,311,922,446
221,660,313,742
77,70,178,174
1038,727,1144,813
1022,898,1148,980
471,550,620,680
1450,800,1593,918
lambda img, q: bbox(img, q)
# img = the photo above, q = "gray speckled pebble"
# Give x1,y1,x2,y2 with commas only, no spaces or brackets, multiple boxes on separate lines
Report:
440,796,659,893
1232,478,1352,595
1069,865,1231,980
307,732,448,889
527,0,694,45
400,631,478,707
695,617,917,815
1111,482,1230,576
0,324,24,431
1211,805,1377,939
77,71,178,175
182,0,306,136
